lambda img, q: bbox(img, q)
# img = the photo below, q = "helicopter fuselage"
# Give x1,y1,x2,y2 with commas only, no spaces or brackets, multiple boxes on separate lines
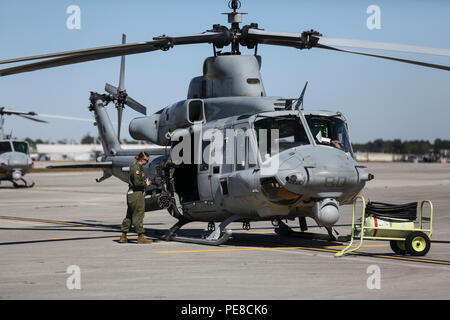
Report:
0,140,33,185
147,108,371,227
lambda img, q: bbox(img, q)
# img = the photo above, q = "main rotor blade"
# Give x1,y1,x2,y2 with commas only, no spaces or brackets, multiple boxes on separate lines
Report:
0,41,166,66
245,29,450,71
39,114,94,123
246,29,450,57
317,37,450,57
0,41,166,77
0,31,229,77
17,114,48,123
316,44,450,71
0,108,38,116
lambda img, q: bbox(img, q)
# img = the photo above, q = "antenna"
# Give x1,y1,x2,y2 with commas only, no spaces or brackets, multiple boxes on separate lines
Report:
228,0,241,12
294,81,308,110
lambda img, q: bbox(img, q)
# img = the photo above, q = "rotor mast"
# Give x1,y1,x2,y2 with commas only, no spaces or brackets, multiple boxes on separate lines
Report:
226,0,245,55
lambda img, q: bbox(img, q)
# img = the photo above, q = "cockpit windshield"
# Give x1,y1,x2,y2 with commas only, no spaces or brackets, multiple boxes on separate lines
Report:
0,141,12,154
13,141,29,154
305,115,354,157
254,116,310,159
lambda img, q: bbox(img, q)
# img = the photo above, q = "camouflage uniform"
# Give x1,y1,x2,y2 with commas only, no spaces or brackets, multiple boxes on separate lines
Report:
121,161,147,235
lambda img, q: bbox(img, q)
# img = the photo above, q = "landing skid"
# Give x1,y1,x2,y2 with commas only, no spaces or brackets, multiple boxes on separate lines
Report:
154,215,240,246
11,178,35,188
274,220,341,242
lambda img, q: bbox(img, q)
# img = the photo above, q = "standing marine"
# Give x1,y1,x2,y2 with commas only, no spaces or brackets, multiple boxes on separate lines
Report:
119,151,153,244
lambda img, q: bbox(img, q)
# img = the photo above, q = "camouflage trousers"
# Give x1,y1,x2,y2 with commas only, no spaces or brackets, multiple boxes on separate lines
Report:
121,191,145,235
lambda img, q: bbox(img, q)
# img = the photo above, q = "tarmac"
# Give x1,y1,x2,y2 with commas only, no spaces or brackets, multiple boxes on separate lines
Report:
0,162,449,300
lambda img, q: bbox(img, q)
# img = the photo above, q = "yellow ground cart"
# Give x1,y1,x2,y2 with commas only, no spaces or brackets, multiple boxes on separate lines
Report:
335,196,433,257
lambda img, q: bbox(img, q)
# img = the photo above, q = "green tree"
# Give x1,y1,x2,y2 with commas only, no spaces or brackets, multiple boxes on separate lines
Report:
81,133,95,144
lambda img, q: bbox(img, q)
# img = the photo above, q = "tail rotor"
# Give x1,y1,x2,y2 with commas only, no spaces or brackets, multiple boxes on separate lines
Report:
104,34,147,142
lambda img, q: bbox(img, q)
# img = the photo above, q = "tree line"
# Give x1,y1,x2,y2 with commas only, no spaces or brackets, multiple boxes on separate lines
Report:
352,139,450,155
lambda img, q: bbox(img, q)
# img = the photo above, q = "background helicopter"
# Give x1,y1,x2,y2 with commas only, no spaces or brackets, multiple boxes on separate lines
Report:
0,107,48,188
1,0,449,244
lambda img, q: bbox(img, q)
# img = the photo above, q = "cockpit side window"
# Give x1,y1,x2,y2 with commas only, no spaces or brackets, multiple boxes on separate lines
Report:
0,142,12,154
305,115,354,157
254,116,310,159
13,142,28,154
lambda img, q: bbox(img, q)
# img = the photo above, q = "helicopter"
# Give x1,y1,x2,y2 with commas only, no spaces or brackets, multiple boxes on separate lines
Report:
1,0,449,244
0,107,48,188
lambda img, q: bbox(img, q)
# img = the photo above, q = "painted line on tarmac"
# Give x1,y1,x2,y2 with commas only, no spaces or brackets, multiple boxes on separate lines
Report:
157,241,450,266
155,244,391,254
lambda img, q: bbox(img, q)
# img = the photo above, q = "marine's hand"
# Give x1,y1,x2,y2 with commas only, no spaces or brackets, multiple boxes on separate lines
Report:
146,178,151,186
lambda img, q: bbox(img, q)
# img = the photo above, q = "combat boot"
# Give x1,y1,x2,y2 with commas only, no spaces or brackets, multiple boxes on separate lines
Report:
137,234,153,244
119,233,128,243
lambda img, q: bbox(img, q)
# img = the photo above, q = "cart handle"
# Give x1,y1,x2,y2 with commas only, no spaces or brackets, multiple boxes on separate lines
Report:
335,195,366,257
420,200,433,238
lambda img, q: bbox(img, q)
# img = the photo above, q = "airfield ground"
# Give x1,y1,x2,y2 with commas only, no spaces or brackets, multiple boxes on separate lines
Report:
0,162,449,299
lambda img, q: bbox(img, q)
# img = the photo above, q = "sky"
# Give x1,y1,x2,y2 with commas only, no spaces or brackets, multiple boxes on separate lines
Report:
0,0,449,143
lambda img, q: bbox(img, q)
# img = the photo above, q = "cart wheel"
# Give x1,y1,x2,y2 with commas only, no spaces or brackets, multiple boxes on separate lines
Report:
390,240,407,255
405,231,431,256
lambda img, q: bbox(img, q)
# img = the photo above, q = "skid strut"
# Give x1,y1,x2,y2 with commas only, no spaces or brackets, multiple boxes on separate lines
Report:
11,178,35,188
157,215,240,246
274,219,338,242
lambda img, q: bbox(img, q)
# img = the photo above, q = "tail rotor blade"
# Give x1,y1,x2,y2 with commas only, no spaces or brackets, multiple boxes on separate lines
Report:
125,96,147,115
117,104,123,142
105,83,119,97
119,34,126,92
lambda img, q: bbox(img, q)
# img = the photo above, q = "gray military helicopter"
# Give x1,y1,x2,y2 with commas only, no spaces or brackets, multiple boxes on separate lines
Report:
1,0,449,244
0,107,48,188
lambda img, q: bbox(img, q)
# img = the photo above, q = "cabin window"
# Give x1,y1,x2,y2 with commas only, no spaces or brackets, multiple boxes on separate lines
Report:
13,142,28,154
255,116,310,158
248,135,258,168
222,132,233,174
235,129,247,171
304,115,354,157
220,179,229,195
247,78,260,85
0,142,12,154
188,100,204,123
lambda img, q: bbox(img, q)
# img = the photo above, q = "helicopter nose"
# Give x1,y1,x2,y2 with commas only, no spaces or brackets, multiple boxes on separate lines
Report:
8,153,28,169
276,146,366,198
